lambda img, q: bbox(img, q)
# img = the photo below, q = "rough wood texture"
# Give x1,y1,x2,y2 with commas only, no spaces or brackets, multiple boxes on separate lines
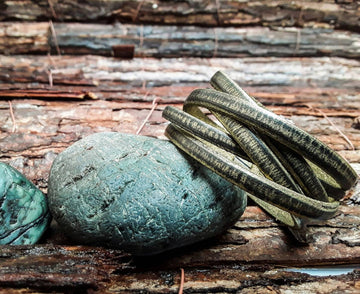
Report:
1,1,360,292
1,22,360,58
0,55,359,186
1,0,359,31
0,205,360,293
1,59,360,292
1,55,359,89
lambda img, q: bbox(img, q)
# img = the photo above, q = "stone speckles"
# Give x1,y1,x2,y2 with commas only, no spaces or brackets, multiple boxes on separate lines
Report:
0,163,51,245
48,132,247,255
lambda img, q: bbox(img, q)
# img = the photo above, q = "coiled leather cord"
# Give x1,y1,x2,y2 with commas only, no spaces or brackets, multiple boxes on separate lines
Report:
162,71,358,241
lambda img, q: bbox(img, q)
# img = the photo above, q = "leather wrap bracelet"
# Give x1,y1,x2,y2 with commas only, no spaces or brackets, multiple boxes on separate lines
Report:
162,71,358,241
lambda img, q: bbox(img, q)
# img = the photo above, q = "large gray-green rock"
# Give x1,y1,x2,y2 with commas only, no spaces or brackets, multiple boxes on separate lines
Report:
0,163,51,245
48,132,246,255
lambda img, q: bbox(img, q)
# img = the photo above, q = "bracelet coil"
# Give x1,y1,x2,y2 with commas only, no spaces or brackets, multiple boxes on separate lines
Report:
162,71,358,241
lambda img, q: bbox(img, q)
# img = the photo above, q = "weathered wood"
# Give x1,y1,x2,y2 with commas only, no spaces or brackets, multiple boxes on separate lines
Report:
1,55,359,90
0,48,359,293
0,205,360,293
0,55,359,186
1,22,360,58
153,204,360,268
103,267,360,293
0,98,359,166
1,82,360,109
0,244,133,291
1,0,359,32
0,89,97,99
0,22,49,55
2,269,359,294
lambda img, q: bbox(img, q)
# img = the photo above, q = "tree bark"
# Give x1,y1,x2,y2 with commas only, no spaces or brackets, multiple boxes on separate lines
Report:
1,55,359,90
1,22,360,58
0,55,359,187
1,2,360,290
1,0,359,31
1,205,360,293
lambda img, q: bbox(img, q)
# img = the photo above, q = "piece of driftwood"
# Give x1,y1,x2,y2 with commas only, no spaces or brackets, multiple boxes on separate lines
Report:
1,0,359,32
1,22,360,58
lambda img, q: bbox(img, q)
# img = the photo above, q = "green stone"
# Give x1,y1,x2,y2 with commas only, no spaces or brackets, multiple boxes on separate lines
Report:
48,132,247,255
0,163,51,245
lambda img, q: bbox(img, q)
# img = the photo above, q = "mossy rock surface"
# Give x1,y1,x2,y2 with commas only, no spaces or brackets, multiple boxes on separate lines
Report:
0,163,51,245
48,132,246,255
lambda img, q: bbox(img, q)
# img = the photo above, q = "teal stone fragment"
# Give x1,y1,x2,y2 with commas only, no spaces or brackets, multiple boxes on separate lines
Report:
0,163,51,245
48,132,247,255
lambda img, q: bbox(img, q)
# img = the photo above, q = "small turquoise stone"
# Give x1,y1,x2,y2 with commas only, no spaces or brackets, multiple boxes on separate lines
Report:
48,132,247,255
0,163,51,245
